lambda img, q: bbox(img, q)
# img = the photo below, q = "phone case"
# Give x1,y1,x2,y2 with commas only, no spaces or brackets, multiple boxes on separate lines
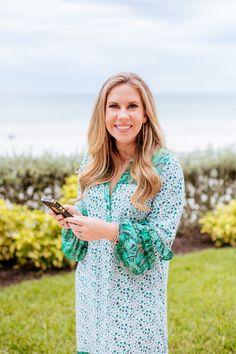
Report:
41,197,73,218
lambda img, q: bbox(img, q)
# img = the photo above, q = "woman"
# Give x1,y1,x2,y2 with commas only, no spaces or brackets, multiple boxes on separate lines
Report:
50,72,185,353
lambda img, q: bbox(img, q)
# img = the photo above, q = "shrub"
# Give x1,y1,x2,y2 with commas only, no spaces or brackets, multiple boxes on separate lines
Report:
1,146,236,237
179,145,236,233
59,175,78,205
0,153,82,209
0,199,71,269
198,199,236,247
0,199,24,262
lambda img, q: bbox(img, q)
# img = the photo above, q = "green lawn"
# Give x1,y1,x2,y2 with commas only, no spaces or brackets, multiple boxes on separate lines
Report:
168,248,236,353
0,248,235,354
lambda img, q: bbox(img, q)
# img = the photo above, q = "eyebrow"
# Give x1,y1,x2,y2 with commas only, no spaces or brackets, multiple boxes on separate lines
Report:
107,100,140,105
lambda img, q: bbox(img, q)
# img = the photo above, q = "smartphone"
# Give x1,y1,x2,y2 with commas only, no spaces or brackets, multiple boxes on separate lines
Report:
41,197,73,218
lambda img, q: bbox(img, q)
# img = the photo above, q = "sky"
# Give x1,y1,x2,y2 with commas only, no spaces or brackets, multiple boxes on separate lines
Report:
0,0,236,94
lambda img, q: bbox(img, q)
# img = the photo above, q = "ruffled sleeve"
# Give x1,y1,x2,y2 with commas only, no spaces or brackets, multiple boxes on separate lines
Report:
114,152,185,276
61,153,89,261
61,228,88,261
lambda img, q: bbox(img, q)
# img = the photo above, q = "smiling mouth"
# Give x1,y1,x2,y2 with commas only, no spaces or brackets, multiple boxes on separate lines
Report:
114,125,133,131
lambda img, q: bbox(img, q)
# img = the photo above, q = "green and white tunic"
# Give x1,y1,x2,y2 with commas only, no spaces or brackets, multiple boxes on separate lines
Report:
62,147,185,354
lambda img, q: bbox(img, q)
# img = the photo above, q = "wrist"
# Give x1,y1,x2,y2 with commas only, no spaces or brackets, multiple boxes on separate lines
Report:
105,222,119,243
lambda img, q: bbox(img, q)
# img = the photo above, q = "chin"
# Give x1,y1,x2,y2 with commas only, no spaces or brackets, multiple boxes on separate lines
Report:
115,138,136,145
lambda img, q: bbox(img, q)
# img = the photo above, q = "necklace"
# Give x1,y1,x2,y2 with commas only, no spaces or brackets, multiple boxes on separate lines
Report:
118,149,135,162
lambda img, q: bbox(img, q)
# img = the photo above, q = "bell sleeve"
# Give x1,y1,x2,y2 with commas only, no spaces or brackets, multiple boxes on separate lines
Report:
114,153,185,276
61,153,89,261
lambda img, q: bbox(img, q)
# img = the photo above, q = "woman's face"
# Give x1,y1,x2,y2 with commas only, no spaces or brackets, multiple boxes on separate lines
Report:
105,83,147,149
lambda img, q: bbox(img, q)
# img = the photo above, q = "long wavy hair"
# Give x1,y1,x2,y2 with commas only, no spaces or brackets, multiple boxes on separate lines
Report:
77,72,167,211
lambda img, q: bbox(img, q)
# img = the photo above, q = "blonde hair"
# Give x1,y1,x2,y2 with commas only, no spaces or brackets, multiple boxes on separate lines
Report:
78,72,167,212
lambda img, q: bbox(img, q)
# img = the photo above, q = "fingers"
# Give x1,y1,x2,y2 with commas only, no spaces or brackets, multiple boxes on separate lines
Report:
71,224,83,233
64,204,82,216
65,216,84,225
48,209,70,228
47,206,84,230
63,204,73,212
55,214,64,221
48,210,63,220
61,220,70,229
70,226,85,239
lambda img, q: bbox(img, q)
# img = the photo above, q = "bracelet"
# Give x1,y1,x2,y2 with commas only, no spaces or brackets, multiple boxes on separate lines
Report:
111,223,119,246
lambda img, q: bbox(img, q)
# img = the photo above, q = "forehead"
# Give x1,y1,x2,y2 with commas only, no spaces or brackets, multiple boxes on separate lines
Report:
107,83,142,102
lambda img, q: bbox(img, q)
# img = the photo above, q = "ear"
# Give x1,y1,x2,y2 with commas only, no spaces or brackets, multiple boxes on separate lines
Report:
143,114,148,123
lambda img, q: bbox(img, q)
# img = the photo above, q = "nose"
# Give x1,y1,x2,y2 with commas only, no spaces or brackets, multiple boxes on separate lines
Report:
117,108,129,119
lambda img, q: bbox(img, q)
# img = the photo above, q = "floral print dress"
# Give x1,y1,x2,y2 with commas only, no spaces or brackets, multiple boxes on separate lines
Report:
62,147,185,354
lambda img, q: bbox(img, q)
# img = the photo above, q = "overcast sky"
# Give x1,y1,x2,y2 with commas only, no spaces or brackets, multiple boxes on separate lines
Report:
1,0,235,94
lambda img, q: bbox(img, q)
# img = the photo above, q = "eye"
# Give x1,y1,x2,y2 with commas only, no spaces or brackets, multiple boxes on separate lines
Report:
129,104,138,109
108,104,118,108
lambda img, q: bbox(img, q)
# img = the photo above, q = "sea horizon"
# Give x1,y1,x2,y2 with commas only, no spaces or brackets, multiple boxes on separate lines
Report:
1,93,236,156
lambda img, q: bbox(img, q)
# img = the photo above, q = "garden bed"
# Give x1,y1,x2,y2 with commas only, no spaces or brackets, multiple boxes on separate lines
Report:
0,232,214,288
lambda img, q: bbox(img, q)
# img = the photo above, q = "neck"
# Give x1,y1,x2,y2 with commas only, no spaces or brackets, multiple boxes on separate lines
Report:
116,142,135,161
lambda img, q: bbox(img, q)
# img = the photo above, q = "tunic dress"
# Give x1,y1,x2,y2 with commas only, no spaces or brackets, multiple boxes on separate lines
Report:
62,147,185,354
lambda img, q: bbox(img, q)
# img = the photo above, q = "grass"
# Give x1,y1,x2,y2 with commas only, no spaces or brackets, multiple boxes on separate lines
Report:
0,272,76,354
0,248,235,354
168,248,236,354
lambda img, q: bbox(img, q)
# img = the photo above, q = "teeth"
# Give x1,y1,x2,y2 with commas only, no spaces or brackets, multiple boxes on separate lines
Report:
115,125,132,129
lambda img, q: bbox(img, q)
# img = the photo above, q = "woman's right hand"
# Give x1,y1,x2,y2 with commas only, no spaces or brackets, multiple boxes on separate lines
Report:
49,204,82,229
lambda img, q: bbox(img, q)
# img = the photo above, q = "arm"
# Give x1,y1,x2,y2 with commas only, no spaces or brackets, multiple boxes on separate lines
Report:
61,153,89,261
114,153,185,276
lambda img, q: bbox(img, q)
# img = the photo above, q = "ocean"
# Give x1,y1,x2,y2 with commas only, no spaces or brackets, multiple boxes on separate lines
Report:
0,94,235,156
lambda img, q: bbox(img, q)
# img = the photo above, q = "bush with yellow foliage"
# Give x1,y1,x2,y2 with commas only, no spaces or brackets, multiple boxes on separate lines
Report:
0,198,72,270
199,199,236,247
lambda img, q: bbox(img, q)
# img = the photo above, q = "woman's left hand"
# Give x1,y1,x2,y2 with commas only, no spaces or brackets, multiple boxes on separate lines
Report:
65,215,117,242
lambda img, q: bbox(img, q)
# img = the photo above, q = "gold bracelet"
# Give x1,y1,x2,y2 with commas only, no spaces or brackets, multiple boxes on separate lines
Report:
111,223,119,246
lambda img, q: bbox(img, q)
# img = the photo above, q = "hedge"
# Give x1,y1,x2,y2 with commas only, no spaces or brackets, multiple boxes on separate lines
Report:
0,146,236,234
